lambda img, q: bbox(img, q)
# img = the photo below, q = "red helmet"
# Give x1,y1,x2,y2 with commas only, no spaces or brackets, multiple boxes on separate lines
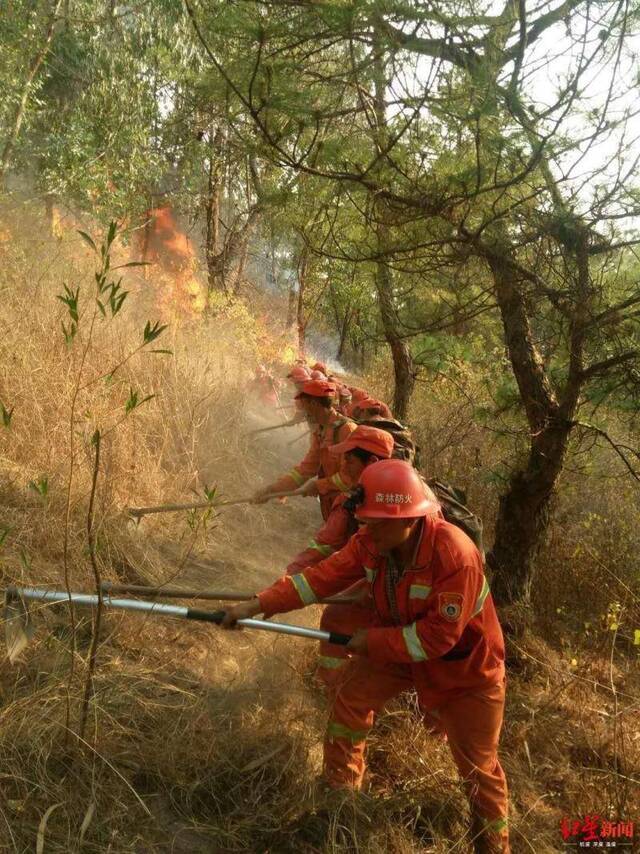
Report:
310,369,326,380
287,366,310,383
311,361,327,374
355,460,439,519
295,379,336,399
349,387,368,402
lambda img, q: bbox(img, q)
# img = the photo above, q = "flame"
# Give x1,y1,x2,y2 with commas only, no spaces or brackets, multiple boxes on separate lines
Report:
135,205,205,322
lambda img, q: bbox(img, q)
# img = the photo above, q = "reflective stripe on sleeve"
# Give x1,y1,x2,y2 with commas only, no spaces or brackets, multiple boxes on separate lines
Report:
317,656,347,669
288,468,305,486
326,721,369,742
288,573,318,605
330,472,350,492
308,539,334,558
402,621,429,662
409,584,432,600
364,566,377,584
472,577,491,616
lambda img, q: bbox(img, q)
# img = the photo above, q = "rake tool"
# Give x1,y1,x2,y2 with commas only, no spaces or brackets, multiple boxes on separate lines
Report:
100,582,361,606
2,586,352,656
126,489,303,519
246,419,302,436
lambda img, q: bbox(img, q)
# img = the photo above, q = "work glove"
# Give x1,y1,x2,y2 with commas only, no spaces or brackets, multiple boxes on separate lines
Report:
299,478,319,497
221,598,262,629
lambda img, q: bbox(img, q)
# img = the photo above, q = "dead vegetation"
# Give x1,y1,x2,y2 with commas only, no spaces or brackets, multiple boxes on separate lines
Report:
0,204,638,852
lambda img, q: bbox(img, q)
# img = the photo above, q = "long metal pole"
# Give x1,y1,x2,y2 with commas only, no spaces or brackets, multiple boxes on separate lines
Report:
126,489,300,519
100,582,361,606
5,587,352,645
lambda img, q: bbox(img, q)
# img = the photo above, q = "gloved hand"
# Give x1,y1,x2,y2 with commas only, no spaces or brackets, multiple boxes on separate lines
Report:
346,629,369,656
221,598,262,629
299,478,319,497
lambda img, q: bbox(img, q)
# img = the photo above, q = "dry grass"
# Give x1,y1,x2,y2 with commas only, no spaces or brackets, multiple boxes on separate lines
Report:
0,202,638,852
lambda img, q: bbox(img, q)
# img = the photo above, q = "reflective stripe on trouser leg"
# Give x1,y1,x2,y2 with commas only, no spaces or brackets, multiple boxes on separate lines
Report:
437,679,510,853
322,657,413,789
317,602,377,690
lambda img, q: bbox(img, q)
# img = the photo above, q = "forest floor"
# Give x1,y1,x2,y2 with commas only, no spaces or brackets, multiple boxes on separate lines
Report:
0,204,638,853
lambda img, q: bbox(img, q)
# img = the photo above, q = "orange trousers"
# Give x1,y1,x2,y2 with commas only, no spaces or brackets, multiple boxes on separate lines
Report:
316,581,375,689
323,657,510,854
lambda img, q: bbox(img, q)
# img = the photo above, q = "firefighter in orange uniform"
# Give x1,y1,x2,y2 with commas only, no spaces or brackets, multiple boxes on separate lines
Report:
336,385,353,416
284,425,396,686
253,378,356,519
351,396,393,420
228,460,510,854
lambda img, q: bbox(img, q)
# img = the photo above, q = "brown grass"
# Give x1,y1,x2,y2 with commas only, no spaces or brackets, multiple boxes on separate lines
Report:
0,201,638,852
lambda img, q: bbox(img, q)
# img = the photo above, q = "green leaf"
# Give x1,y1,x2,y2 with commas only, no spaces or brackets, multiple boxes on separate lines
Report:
28,475,49,497
124,388,139,415
151,349,173,355
77,230,97,253
61,321,77,346
143,320,168,345
96,300,106,317
107,220,118,246
203,484,217,502
114,261,150,269
0,400,14,427
0,527,12,548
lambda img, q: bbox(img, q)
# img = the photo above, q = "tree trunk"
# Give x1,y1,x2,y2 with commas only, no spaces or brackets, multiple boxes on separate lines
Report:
296,247,309,355
0,0,62,188
287,278,296,329
485,248,578,603
488,423,572,602
374,255,414,420
371,38,414,421
204,127,223,297
336,307,352,362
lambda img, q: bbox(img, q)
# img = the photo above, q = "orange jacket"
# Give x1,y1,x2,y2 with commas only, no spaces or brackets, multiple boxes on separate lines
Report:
286,493,356,574
270,411,356,515
258,516,505,708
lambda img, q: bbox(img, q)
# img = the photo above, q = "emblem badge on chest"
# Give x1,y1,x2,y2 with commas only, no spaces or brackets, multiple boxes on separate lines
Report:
438,592,464,621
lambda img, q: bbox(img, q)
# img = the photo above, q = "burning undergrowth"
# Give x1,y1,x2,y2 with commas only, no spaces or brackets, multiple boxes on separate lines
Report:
0,201,638,853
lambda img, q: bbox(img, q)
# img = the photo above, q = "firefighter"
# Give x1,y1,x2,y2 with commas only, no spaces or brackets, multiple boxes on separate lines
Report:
284,425,396,684
252,378,356,519
286,365,311,391
345,387,369,417
336,385,353,416
351,396,393,421
226,460,510,854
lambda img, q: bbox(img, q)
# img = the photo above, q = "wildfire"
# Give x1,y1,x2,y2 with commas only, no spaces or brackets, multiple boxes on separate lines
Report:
135,205,206,321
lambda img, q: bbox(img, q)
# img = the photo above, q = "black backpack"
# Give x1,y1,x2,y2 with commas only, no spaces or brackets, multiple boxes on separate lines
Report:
358,417,418,466
426,479,484,554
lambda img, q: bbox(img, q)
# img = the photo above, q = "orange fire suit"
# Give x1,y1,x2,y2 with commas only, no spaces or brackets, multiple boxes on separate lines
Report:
285,492,373,685
268,412,356,519
258,517,509,853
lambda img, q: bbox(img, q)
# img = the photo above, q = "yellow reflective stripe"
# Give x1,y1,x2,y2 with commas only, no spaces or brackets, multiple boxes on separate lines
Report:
288,573,318,605
308,539,334,558
327,721,368,742
472,577,491,616
364,566,377,583
288,468,305,486
317,656,347,669
330,472,349,492
480,817,508,833
402,622,428,662
409,584,432,600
